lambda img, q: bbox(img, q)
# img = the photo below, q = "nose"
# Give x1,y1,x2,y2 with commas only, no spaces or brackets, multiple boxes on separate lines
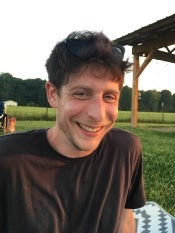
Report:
87,97,106,122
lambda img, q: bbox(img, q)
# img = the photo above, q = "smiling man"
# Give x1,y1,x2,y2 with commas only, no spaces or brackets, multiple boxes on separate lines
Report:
0,31,146,233
46,67,120,158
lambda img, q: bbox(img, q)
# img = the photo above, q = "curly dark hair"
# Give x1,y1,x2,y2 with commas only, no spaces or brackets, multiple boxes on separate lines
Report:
45,31,132,90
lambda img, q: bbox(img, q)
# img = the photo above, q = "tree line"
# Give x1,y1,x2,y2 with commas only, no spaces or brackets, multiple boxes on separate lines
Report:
0,73,47,107
0,72,175,112
120,86,175,112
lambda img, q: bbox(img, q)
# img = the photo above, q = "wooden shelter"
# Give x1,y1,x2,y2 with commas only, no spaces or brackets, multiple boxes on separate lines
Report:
114,14,175,127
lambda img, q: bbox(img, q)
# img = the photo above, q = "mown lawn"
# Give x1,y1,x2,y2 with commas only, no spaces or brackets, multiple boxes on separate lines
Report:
120,124,175,216
6,106,175,124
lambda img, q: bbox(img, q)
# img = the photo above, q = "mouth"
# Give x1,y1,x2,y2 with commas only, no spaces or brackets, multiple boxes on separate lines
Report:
77,123,103,133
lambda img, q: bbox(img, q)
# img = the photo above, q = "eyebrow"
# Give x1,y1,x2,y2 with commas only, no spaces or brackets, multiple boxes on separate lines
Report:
68,86,120,98
68,85,92,92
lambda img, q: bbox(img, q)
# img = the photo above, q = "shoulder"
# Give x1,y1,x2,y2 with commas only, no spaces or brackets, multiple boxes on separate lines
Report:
105,128,142,151
0,129,47,156
0,128,46,143
99,128,143,163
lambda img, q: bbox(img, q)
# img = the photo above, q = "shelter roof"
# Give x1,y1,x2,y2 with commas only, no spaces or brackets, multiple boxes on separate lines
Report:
114,14,175,46
113,14,175,63
114,14,175,127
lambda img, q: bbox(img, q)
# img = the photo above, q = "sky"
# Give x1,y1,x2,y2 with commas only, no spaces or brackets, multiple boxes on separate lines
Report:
0,0,175,94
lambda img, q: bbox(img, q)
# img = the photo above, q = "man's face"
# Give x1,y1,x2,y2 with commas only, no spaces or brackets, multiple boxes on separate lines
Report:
47,67,120,157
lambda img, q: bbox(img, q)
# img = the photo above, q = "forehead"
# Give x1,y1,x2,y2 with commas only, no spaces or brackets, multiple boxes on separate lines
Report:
68,64,120,85
60,66,120,95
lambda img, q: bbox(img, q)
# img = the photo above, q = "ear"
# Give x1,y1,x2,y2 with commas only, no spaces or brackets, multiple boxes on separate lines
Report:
45,81,58,108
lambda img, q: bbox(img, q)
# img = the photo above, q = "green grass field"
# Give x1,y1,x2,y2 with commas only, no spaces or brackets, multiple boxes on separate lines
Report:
125,125,175,216
6,106,175,124
1,106,175,216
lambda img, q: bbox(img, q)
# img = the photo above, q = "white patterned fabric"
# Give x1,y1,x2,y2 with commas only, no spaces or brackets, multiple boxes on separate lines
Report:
133,201,175,233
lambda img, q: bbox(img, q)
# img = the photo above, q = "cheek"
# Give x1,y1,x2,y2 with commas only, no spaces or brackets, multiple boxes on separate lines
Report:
58,100,84,118
109,106,118,120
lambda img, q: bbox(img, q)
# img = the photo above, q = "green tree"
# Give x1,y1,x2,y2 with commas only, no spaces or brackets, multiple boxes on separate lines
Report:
119,86,132,110
159,90,173,112
0,73,47,107
139,90,160,112
172,94,175,112
0,73,14,100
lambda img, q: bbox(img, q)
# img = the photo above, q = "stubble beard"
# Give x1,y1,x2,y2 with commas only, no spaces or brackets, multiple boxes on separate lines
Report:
59,118,114,154
59,123,92,152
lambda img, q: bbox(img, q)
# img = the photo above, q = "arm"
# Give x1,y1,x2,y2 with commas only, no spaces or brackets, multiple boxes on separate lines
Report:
118,209,135,233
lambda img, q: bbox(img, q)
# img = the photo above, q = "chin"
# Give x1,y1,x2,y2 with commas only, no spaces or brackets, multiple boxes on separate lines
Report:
75,141,101,153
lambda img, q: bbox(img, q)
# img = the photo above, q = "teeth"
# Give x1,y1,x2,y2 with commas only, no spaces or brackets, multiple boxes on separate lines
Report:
79,124,101,132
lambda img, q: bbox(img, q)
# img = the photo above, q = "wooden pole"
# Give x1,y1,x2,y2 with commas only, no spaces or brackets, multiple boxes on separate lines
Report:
131,52,154,127
131,55,139,128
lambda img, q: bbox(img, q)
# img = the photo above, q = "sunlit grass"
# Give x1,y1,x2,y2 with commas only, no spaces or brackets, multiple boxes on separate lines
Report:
120,125,175,216
6,106,175,124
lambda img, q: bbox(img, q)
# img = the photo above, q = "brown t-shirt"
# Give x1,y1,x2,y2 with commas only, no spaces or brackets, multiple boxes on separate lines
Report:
0,128,146,233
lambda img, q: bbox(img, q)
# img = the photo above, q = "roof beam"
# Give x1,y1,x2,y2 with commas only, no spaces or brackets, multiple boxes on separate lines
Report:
152,50,175,63
136,51,154,77
132,31,175,55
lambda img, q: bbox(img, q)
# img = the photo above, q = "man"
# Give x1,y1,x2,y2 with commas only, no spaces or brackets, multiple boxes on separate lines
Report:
0,31,146,233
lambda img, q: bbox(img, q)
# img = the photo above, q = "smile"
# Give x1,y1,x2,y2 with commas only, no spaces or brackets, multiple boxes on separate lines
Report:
78,123,102,132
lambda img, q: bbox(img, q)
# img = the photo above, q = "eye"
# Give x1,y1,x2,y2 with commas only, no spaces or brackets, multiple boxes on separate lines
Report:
73,91,90,99
103,93,119,103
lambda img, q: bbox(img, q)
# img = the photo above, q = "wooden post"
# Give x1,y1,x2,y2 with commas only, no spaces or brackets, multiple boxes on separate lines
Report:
131,52,153,127
131,55,139,128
